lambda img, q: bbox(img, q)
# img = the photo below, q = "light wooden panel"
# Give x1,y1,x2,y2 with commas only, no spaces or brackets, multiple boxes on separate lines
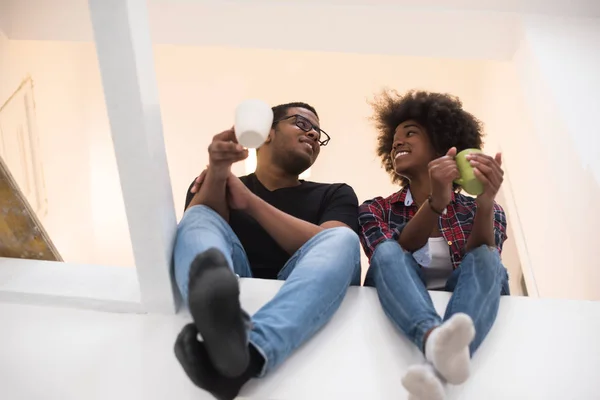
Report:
0,154,61,261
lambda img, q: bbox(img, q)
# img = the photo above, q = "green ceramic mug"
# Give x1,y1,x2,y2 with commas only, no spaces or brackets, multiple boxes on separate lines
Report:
454,148,484,196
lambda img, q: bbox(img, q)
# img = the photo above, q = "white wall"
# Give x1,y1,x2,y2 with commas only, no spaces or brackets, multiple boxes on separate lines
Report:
5,41,519,270
479,15,600,301
152,46,487,215
478,61,541,297
153,46,526,289
522,16,600,185
79,45,134,267
0,39,529,294
520,16,600,301
0,9,11,104
0,31,8,104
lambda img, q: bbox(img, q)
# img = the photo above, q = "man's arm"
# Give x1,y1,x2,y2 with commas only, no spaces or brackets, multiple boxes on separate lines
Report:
245,198,324,254
247,185,357,254
187,169,229,221
231,179,358,255
183,128,248,221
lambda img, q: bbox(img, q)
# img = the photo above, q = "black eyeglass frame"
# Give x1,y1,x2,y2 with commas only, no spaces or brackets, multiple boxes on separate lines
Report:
272,114,331,146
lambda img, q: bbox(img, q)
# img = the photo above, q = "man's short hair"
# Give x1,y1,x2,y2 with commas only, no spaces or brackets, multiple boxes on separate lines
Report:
272,102,319,125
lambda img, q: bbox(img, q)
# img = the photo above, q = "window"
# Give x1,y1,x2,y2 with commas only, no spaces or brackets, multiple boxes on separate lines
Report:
0,0,178,315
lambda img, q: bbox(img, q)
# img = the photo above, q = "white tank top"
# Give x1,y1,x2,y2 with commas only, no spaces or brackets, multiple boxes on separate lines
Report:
413,237,453,290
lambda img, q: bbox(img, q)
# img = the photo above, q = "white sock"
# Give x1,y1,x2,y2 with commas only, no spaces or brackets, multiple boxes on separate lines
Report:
425,313,475,385
401,363,445,400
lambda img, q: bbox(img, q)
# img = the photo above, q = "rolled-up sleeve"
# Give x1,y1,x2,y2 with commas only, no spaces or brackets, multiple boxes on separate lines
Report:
358,198,401,260
493,202,508,254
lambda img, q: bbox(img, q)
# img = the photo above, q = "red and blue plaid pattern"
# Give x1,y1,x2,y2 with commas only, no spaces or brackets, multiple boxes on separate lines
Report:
358,186,507,269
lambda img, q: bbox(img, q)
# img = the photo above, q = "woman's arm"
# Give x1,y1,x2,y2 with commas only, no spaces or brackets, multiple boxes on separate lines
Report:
465,203,495,252
465,152,506,252
397,200,440,252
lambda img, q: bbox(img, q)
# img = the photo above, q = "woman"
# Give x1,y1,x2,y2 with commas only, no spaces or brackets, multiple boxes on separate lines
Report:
358,90,509,400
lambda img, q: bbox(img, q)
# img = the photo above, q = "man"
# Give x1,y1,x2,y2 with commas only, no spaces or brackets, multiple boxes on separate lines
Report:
173,102,361,400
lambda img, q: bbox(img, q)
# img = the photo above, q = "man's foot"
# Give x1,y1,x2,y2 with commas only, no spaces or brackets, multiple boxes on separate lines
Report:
188,248,249,377
401,364,445,400
425,313,475,385
175,324,254,400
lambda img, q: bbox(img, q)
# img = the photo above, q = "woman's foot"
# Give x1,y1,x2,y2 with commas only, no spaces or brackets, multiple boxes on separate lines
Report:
401,363,445,400
425,313,475,385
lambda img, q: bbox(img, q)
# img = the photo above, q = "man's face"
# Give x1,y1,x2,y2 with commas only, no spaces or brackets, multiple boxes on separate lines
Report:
268,107,322,175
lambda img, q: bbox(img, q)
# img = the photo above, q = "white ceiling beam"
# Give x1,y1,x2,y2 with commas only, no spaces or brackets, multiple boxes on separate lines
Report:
14,0,598,61
0,0,535,60
88,0,179,314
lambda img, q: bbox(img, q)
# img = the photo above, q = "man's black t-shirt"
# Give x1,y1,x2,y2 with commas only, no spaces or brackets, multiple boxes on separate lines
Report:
184,173,359,279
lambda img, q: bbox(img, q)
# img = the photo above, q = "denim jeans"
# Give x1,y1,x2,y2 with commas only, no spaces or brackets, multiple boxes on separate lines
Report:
364,240,509,355
174,205,361,376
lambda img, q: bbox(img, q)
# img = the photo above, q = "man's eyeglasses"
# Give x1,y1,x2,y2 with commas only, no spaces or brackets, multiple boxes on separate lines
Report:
273,114,331,146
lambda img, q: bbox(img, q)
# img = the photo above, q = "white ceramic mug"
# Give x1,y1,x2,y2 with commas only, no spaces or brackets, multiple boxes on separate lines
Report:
234,99,274,148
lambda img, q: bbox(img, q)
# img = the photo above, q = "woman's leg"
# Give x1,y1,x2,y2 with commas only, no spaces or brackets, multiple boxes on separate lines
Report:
422,245,508,386
365,240,443,351
366,240,445,400
443,244,509,354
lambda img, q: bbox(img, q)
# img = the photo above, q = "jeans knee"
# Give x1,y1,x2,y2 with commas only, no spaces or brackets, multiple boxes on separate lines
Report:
181,204,219,222
327,226,359,240
467,244,499,261
315,227,360,275
371,240,408,270
465,244,503,275
367,240,414,285
320,226,360,251
178,205,229,234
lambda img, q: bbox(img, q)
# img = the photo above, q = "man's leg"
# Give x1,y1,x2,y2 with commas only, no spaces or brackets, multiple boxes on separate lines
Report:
173,205,252,300
248,226,361,376
443,244,510,355
173,205,257,399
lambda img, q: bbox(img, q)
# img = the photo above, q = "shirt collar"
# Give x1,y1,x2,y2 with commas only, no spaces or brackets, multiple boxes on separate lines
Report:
389,186,411,205
390,186,456,206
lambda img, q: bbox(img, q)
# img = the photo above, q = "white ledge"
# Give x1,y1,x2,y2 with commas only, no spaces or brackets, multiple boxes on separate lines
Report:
0,257,143,313
1,278,599,399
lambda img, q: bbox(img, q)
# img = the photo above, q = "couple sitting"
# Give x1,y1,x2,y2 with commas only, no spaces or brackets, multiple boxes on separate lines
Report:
173,90,510,400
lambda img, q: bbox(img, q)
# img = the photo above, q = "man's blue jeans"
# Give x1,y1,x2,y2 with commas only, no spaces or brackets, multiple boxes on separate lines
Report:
174,205,361,377
364,240,509,355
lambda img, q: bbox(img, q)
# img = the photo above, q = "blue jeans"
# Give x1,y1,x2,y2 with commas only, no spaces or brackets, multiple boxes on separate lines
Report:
364,240,509,355
174,205,361,376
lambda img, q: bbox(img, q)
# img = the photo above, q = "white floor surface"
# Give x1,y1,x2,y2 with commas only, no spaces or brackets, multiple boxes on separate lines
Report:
1,279,599,400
